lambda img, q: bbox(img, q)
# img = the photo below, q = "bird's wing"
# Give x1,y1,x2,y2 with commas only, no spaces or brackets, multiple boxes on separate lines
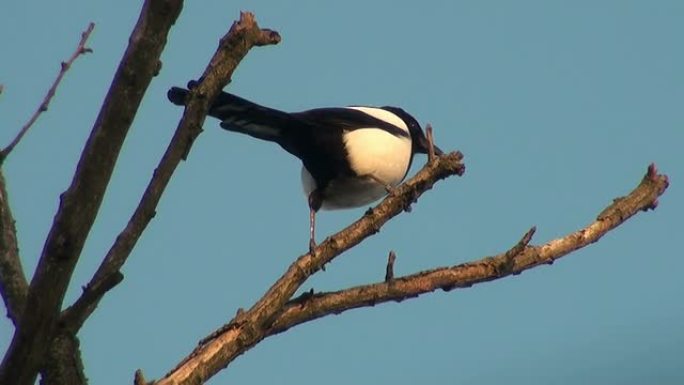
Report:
292,108,410,138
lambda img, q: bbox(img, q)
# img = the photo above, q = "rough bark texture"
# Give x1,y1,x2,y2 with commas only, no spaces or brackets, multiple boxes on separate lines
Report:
40,333,87,385
0,1,183,384
0,8,280,385
0,169,26,326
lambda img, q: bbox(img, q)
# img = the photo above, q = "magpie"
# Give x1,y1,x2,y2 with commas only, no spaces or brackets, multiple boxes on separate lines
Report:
167,82,443,252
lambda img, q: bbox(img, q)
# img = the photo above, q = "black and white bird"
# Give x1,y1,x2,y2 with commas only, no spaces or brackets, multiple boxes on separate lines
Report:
167,83,442,252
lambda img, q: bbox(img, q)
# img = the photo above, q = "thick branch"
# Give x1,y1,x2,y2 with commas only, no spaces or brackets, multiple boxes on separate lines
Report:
267,164,668,334
39,333,87,385
246,151,464,322
0,169,26,325
0,23,94,163
0,2,183,385
155,151,465,385
60,12,281,334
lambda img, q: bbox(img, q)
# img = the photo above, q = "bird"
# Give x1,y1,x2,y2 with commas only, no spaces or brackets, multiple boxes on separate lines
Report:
167,81,443,253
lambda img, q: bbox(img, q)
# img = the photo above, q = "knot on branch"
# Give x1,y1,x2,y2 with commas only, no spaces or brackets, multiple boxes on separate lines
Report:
223,12,282,48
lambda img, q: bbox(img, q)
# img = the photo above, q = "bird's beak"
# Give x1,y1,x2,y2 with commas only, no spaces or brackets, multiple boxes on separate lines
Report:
416,132,444,156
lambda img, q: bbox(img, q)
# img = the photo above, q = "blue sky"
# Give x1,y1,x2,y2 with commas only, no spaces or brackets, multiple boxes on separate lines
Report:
1,1,682,384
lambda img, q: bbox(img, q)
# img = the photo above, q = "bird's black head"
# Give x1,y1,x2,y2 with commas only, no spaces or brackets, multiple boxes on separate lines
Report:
381,106,443,156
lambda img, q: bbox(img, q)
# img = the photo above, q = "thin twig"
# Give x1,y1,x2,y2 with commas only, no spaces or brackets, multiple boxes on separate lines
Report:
499,226,537,272
134,369,147,385
0,23,94,162
426,124,436,163
385,251,396,282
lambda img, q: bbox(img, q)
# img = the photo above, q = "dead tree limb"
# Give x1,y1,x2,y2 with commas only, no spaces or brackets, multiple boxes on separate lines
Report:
267,164,669,335
0,22,94,328
0,169,25,326
61,11,281,336
156,163,666,385
155,151,466,385
0,2,183,384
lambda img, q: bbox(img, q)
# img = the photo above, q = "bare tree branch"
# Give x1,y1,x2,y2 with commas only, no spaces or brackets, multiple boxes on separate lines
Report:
1,3,668,385
0,23,95,163
154,151,465,385
0,24,95,324
271,227,538,335
60,11,281,335
267,162,669,335
0,169,26,326
0,2,184,384
156,163,666,385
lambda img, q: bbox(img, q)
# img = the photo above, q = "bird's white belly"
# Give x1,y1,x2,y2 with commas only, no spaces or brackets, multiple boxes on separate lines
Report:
300,128,412,210
343,127,412,186
326,176,389,209
301,168,392,210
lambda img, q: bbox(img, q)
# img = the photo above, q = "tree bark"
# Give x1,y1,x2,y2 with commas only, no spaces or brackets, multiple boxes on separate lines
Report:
0,1,183,384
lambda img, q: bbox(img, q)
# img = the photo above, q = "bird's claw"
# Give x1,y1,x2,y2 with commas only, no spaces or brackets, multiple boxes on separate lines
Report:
384,184,395,195
309,239,317,255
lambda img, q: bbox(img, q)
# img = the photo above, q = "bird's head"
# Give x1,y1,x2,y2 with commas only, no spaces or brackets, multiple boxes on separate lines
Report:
381,106,443,156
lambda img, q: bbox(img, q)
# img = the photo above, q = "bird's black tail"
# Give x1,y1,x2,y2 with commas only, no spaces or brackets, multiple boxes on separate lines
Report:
167,82,295,144
167,86,190,106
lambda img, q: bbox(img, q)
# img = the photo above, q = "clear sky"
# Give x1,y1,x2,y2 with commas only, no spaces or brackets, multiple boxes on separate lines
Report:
1,1,682,384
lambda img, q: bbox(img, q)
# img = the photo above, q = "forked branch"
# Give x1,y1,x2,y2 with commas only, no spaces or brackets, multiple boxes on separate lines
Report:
0,2,183,384
155,162,668,385
267,164,668,335
153,151,465,385
61,12,281,334
0,24,95,326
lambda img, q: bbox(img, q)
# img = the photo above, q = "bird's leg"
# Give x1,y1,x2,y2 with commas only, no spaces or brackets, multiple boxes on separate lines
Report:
308,190,323,254
367,175,412,211
368,175,395,195
309,207,316,253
